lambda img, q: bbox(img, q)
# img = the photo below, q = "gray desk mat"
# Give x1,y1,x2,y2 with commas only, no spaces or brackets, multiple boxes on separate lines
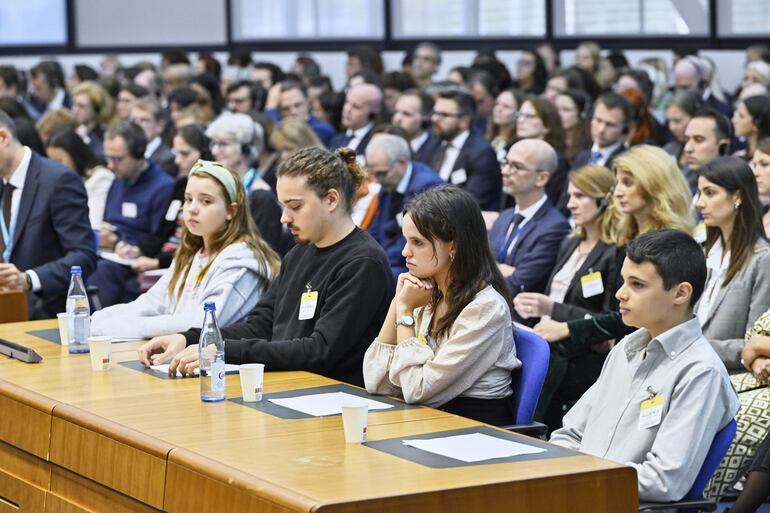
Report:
119,360,240,380
364,425,577,468
27,329,135,345
26,328,64,344
229,383,419,419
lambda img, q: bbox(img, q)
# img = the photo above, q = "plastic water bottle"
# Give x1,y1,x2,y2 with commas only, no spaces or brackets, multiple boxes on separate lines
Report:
66,266,90,354
199,302,225,402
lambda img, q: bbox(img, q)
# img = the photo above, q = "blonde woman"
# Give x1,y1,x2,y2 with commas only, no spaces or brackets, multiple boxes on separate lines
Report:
612,145,695,246
71,80,115,159
264,117,324,190
91,160,280,339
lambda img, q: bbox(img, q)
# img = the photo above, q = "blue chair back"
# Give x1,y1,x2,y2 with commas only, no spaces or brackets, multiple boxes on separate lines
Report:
511,327,550,425
683,418,737,500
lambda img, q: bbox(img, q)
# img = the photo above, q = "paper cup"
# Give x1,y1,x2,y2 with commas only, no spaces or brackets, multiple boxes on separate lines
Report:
239,363,265,402
88,336,112,371
57,313,69,346
341,404,368,443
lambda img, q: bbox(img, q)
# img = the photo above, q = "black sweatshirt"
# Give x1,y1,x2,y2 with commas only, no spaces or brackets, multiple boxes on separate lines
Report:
182,227,395,386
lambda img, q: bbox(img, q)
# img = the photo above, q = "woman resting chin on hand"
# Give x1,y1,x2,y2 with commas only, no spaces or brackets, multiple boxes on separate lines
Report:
363,185,521,426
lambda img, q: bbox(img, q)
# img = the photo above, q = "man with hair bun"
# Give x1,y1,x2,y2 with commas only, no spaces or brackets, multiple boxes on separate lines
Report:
139,147,395,386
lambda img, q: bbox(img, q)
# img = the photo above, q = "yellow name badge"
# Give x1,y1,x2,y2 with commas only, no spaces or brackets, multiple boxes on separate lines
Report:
580,271,604,298
694,223,707,244
298,291,319,320
639,394,665,430
417,331,428,345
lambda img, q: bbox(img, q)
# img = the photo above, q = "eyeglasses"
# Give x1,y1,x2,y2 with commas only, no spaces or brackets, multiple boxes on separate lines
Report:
515,112,539,121
432,110,461,119
104,154,129,164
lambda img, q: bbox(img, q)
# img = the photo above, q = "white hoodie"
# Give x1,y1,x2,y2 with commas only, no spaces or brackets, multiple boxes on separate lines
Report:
90,242,272,339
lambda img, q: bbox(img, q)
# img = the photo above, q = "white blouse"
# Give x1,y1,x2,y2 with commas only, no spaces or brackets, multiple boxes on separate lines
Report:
363,285,521,407
697,238,730,327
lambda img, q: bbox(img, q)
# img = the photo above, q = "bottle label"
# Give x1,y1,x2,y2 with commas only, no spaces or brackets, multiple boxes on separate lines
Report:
212,361,225,392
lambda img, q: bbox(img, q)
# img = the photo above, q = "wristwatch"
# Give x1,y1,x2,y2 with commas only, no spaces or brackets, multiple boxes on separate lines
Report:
395,315,415,328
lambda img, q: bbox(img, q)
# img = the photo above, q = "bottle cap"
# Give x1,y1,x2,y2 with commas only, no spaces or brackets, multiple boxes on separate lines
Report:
70,266,82,274
204,301,216,311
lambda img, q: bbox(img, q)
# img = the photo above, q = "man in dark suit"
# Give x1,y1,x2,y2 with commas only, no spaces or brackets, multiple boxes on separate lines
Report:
430,90,501,210
488,139,570,298
329,83,382,157
391,89,441,166
365,133,443,277
571,92,633,171
276,81,335,147
673,56,733,117
0,111,96,318
130,97,178,177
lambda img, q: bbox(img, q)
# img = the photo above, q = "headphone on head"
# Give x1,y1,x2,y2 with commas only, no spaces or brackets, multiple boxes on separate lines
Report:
241,143,252,157
682,56,710,92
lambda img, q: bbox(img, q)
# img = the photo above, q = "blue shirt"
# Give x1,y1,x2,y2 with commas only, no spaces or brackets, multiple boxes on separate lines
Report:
103,161,174,245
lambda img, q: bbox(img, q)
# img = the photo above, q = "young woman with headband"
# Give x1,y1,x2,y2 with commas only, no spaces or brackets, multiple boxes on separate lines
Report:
91,160,280,339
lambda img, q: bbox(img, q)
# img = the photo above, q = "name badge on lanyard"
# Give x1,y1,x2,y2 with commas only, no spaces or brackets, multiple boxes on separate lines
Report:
298,282,319,320
0,195,18,262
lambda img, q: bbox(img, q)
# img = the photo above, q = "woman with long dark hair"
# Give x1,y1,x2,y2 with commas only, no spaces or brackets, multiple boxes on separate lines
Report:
364,185,520,425
733,95,770,160
695,156,770,369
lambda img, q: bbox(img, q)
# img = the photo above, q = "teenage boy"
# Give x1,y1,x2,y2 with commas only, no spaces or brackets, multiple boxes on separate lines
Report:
550,229,738,502
138,147,395,387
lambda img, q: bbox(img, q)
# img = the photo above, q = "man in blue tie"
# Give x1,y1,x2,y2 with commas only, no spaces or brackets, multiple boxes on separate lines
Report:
365,133,443,278
488,139,570,306
571,92,633,171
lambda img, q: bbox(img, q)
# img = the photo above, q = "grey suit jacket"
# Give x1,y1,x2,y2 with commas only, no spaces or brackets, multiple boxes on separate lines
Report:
696,240,770,370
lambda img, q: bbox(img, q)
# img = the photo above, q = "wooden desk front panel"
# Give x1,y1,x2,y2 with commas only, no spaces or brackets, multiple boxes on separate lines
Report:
45,465,163,513
49,416,167,510
0,441,49,513
0,390,52,459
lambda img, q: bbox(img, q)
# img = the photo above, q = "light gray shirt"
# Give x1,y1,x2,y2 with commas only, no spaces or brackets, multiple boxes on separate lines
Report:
550,317,738,502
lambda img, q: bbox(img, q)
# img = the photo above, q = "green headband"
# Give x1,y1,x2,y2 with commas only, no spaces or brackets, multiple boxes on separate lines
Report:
189,160,238,203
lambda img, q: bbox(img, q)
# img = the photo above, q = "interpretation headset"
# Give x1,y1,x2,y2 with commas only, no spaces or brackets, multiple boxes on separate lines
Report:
681,56,710,92
596,187,613,214
716,110,733,156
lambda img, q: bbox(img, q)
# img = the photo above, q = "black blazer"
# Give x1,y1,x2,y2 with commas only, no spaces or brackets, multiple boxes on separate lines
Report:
448,131,502,211
413,131,441,167
10,152,97,317
544,236,624,322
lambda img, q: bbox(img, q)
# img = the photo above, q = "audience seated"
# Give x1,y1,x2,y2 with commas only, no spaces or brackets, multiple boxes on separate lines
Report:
555,89,592,164
391,89,440,166
732,94,770,161
514,165,622,428
138,147,394,387
663,89,704,168
91,121,175,306
0,111,96,318
535,146,695,360
571,92,633,171
329,83,382,157
682,107,733,195
488,139,570,300
550,229,739,502
45,127,114,228
673,55,733,117
365,133,443,277
429,90,502,210
70,81,113,161
364,185,520,426
751,137,770,235
486,87,524,165
694,157,770,369
272,80,335,147
130,97,177,177
91,160,279,339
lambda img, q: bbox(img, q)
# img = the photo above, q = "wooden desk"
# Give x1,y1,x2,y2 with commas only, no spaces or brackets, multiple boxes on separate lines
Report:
0,320,638,512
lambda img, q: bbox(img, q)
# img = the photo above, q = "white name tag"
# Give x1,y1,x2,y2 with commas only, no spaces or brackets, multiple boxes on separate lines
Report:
580,272,604,298
450,168,468,185
122,202,138,219
165,200,182,221
298,291,318,320
638,395,664,430
396,212,404,227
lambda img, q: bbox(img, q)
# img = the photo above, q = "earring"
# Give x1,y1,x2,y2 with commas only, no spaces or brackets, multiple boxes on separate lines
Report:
450,253,455,262
734,202,740,210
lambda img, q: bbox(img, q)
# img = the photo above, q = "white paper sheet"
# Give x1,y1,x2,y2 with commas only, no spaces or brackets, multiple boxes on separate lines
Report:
99,251,135,266
402,432,546,462
150,363,240,377
268,392,393,416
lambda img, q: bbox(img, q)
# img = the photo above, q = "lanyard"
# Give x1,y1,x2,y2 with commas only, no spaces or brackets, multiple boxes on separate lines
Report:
497,218,523,263
243,168,264,193
0,194,19,262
